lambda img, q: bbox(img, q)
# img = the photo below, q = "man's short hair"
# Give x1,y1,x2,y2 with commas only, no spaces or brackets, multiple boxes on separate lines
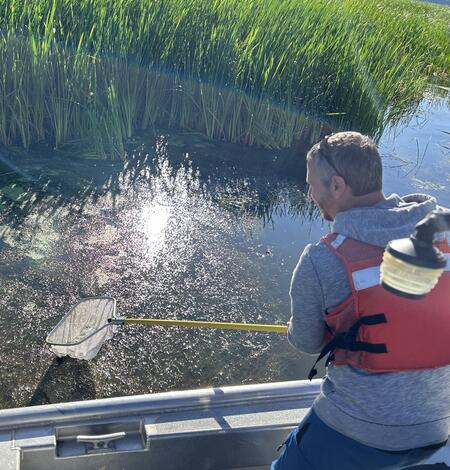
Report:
307,131,382,196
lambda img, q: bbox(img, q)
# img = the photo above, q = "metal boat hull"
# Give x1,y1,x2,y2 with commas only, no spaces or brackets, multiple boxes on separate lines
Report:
0,380,448,469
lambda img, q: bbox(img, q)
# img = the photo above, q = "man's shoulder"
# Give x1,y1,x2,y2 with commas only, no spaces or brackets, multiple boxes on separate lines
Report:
304,236,334,253
300,238,337,267
294,238,350,303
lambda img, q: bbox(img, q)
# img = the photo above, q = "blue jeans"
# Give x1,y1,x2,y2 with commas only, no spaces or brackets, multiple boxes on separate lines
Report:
271,409,447,470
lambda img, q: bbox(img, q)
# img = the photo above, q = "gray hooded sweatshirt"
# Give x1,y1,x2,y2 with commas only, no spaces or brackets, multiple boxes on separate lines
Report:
288,193,450,451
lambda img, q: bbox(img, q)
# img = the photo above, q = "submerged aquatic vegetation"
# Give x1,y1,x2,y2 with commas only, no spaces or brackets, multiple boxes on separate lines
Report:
0,0,448,158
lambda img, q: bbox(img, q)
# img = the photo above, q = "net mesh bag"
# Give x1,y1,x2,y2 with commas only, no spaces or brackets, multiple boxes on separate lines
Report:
46,297,118,360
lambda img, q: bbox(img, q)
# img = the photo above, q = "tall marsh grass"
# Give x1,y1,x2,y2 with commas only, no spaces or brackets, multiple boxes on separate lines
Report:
0,0,449,158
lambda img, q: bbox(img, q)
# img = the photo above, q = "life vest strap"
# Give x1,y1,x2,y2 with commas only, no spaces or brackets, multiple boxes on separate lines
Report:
308,314,388,380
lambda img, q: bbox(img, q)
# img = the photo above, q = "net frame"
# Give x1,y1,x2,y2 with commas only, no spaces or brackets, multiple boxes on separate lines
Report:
46,297,120,360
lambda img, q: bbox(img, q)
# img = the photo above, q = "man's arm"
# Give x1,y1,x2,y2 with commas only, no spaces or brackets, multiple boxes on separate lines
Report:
287,244,327,354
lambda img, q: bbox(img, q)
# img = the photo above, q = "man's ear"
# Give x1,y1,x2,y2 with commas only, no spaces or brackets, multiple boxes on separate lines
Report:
330,175,347,198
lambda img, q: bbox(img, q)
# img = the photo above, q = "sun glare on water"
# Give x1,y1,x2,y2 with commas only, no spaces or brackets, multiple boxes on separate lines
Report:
140,201,171,254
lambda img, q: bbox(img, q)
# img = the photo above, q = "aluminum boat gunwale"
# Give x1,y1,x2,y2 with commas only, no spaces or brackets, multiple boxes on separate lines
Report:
0,379,447,469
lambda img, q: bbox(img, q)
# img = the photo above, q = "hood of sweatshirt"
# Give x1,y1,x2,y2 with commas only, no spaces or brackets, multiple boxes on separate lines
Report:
331,193,438,247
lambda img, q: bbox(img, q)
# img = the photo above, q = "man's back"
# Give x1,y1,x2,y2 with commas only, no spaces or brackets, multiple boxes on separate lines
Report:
288,193,450,450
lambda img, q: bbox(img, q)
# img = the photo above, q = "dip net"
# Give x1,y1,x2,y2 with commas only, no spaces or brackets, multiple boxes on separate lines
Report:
46,297,118,360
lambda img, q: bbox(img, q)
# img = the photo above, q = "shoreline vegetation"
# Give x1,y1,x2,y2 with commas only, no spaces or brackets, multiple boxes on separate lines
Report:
0,0,449,159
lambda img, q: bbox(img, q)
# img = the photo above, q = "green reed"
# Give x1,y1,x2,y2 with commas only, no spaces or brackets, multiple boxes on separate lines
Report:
0,0,448,158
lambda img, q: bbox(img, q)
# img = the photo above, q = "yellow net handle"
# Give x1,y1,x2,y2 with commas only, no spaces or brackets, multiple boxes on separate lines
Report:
123,318,288,333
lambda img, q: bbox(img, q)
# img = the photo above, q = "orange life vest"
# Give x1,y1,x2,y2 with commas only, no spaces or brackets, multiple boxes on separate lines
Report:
308,233,450,380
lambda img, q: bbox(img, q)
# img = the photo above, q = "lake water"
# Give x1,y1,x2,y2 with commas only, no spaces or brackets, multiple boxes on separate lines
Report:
0,89,448,408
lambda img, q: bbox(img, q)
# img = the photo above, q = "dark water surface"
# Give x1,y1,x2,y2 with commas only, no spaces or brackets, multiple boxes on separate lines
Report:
0,90,448,408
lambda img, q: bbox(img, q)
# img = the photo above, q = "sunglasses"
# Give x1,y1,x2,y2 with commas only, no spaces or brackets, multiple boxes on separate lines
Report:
317,136,346,183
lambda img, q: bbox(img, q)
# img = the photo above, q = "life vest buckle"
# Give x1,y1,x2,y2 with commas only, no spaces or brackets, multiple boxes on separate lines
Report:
307,313,388,380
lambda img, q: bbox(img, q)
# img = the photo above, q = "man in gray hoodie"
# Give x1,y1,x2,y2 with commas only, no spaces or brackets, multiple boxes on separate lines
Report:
271,132,450,469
